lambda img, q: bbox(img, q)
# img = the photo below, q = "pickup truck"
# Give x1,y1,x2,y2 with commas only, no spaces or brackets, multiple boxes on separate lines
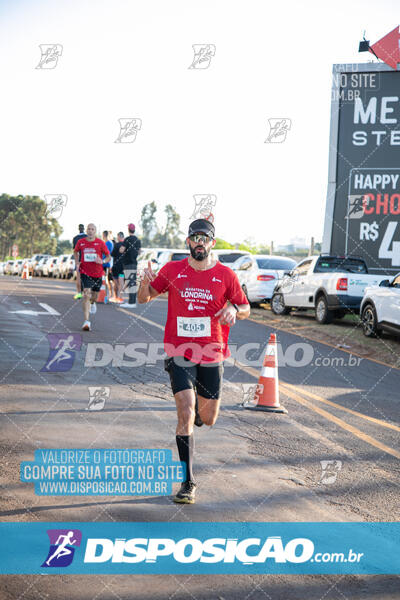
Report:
271,255,388,324
360,272,400,338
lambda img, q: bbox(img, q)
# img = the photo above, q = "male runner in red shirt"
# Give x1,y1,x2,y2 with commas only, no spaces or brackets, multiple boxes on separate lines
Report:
138,219,250,503
74,223,111,331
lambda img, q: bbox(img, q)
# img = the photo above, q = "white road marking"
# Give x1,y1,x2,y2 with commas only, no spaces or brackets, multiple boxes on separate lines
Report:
9,302,60,316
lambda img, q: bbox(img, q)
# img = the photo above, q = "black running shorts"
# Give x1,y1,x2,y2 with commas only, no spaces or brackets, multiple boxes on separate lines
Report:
112,266,123,278
164,356,224,399
80,272,103,292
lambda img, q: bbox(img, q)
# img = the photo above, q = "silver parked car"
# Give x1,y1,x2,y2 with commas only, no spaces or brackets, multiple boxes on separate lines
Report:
45,256,59,278
4,260,15,275
235,254,297,306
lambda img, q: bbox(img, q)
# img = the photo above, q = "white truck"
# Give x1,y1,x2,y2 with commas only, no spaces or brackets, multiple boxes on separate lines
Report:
271,255,388,324
360,272,400,338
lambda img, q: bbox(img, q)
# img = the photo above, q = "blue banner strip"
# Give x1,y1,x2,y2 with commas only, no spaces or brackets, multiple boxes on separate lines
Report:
0,522,398,574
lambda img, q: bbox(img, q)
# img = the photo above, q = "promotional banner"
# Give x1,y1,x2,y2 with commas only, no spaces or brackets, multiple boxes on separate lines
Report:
1,522,398,575
328,68,400,274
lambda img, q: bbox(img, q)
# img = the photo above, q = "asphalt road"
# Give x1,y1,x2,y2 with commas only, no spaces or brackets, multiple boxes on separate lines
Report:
0,275,399,599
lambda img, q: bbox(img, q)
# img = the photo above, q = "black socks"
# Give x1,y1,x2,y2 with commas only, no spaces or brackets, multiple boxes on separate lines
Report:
176,434,194,483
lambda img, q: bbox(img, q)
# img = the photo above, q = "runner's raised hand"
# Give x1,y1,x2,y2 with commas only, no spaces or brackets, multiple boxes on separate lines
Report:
142,260,156,285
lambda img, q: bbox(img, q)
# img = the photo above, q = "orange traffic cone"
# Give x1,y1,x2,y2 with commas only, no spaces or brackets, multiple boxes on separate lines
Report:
21,262,31,280
243,333,287,414
97,275,107,303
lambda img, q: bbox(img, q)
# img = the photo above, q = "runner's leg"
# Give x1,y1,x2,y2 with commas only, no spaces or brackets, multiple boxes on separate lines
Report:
104,268,111,299
90,290,99,303
76,270,81,293
82,288,91,321
196,363,224,425
118,273,124,300
174,389,196,483
196,395,221,426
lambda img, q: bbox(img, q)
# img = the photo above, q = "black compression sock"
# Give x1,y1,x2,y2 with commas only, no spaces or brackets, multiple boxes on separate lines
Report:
176,434,194,483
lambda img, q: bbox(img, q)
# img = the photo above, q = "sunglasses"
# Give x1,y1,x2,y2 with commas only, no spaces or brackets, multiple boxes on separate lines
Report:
189,233,212,243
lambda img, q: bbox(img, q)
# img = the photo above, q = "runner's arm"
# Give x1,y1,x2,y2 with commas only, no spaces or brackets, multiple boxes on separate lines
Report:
230,302,250,320
137,280,159,303
137,260,161,303
73,246,80,270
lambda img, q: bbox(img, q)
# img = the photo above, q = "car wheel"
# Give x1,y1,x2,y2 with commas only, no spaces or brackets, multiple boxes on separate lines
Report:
271,292,291,316
361,304,379,337
315,295,334,324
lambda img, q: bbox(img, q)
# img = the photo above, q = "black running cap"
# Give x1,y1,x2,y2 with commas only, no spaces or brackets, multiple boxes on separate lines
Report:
188,219,215,238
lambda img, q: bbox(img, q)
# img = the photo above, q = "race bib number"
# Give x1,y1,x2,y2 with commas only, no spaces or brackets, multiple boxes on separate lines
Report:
177,316,211,337
83,250,97,263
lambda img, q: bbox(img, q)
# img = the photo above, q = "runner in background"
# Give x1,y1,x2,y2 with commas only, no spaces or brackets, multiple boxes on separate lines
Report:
102,230,114,303
110,231,125,302
74,223,111,331
119,223,141,308
72,224,86,299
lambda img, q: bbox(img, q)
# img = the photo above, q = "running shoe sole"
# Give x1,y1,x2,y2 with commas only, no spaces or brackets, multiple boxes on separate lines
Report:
173,495,195,504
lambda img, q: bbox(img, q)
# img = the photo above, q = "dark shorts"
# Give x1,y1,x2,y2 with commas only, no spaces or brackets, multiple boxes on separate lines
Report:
80,272,103,292
112,266,124,278
164,356,224,399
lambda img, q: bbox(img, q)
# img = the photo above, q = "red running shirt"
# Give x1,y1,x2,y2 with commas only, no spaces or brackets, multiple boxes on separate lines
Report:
74,237,109,278
150,258,248,364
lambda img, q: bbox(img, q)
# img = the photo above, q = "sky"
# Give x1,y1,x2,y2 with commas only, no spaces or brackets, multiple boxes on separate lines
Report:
0,0,398,246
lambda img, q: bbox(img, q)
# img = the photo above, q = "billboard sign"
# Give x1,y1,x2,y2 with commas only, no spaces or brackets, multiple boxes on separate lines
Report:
323,63,400,274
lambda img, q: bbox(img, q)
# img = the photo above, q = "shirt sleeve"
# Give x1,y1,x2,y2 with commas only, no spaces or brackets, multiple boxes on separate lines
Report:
226,271,249,305
102,241,110,256
150,263,171,294
74,239,82,253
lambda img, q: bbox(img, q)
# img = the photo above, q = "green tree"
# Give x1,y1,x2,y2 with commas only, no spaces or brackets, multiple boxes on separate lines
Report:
0,194,62,259
214,238,234,249
153,204,184,248
56,239,73,254
140,202,158,246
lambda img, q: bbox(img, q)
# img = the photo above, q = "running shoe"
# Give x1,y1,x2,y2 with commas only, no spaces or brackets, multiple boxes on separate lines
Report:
90,302,97,314
173,481,197,504
119,303,136,308
82,320,91,331
74,293,82,300
194,394,203,427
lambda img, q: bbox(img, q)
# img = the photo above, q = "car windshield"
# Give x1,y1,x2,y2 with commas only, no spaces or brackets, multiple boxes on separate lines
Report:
256,258,296,270
171,253,189,261
314,257,368,274
218,253,247,263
